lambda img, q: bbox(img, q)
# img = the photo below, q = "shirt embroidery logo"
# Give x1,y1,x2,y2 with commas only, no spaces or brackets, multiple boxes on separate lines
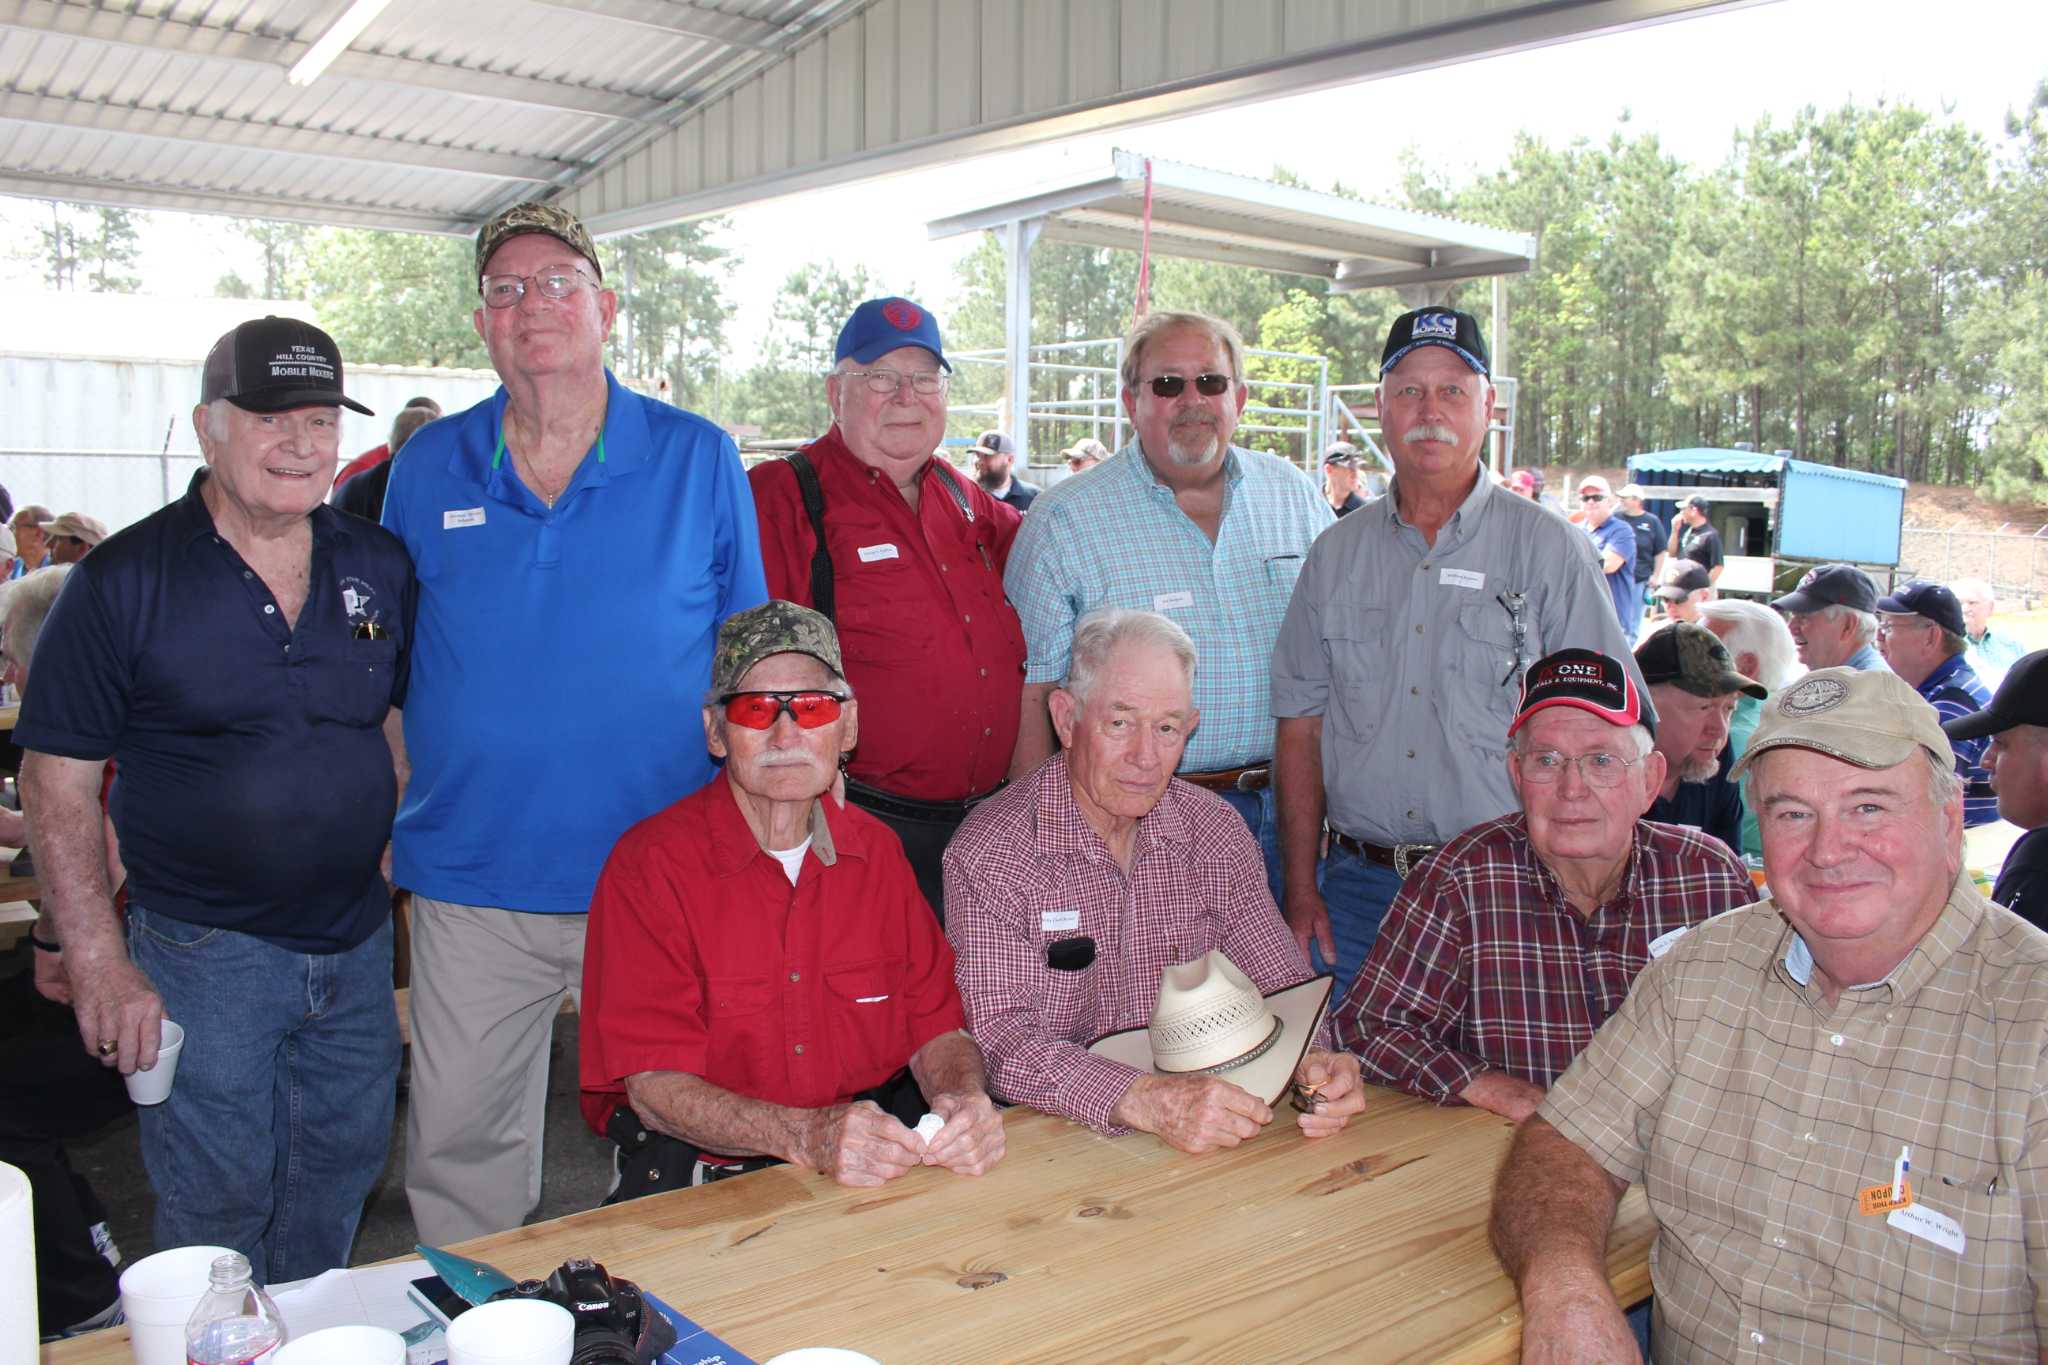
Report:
339,576,375,622
1414,313,1459,339
882,300,922,330
1780,676,1847,716
444,507,486,530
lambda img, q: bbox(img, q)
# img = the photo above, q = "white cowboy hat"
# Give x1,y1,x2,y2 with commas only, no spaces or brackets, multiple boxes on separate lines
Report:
1086,952,1333,1107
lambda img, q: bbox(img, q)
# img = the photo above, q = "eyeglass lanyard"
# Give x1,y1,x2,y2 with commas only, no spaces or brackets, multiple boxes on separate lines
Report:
491,425,606,486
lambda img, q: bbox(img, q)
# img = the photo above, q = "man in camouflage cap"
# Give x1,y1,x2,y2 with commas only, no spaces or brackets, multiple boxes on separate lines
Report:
1637,622,1766,852
579,600,1004,1195
381,198,765,1242
1495,663,2048,1363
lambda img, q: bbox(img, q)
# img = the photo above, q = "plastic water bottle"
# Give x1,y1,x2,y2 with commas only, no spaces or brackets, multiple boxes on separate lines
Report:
184,1251,287,1364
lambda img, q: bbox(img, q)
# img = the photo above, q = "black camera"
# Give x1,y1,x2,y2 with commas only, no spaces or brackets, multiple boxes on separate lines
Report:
490,1257,678,1365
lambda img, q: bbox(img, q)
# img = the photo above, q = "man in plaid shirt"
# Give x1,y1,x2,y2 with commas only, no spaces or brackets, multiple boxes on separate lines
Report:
1335,649,1756,1122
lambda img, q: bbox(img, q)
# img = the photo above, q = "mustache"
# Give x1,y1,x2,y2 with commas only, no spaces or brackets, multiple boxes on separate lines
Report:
753,749,822,767
1402,424,1458,445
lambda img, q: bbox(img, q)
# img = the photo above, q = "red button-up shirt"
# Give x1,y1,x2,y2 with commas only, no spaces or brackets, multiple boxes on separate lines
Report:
578,775,967,1135
748,429,1026,801
1331,813,1757,1104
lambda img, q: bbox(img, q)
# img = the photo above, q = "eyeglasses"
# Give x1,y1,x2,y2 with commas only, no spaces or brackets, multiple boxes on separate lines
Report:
720,690,848,730
1144,373,1233,399
844,369,948,397
479,269,597,309
1579,492,1609,502
1516,748,1643,788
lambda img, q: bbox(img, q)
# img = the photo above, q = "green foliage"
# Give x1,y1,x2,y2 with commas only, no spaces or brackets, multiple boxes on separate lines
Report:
598,219,735,411
36,203,142,293
215,219,311,300
726,261,884,438
302,229,491,369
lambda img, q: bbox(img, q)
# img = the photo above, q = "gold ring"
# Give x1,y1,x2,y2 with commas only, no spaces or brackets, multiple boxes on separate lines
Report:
97,1039,117,1056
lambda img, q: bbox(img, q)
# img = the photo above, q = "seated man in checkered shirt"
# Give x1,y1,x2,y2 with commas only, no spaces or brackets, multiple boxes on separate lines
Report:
944,608,1365,1154
1333,648,1758,1123
1493,665,2048,1364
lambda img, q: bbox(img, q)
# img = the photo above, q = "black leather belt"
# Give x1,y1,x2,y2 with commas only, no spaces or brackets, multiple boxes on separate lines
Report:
1328,829,1438,879
843,777,1003,825
1179,765,1271,793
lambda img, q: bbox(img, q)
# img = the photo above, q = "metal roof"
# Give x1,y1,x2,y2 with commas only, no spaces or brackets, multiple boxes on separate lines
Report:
0,0,857,233
926,149,1536,292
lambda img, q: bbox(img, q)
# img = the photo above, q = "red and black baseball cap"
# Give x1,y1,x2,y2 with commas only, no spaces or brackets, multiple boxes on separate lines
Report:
1508,648,1650,738
201,316,373,416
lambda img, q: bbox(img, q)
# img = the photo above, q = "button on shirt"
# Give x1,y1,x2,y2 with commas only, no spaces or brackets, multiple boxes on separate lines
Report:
1912,652,1997,826
943,754,1322,1134
1005,443,1333,772
1538,878,2048,1363
579,776,965,1136
1333,814,1755,1103
1271,470,1644,847
17,472,414,952
750,429,1025,801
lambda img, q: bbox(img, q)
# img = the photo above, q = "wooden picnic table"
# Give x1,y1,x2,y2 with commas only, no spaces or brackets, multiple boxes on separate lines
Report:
42,1087,1652,1364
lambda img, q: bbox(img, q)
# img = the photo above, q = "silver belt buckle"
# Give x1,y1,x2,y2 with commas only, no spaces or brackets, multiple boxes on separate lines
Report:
1392,843,1434,878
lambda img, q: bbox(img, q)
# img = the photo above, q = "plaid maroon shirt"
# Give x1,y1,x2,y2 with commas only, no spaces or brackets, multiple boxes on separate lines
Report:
1332,813,1757,1104
944,754,1317,1134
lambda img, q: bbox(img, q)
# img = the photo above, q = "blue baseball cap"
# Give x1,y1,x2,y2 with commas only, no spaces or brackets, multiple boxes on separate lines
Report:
835,297,951,372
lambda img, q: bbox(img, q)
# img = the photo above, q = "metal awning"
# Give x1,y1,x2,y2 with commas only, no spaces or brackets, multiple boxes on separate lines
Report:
926,148,1536,293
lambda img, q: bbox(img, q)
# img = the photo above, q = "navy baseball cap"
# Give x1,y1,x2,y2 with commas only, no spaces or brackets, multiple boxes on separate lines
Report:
1379,307,1490,378
1943,649,2048,742
1773,563,1878,616
1876,581,1966,638
972,430,1015,457
835,297,951,372
1508,648,1652,739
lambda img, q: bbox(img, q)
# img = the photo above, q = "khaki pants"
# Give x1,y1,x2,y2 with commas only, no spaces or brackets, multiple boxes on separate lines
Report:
403,898,585,1245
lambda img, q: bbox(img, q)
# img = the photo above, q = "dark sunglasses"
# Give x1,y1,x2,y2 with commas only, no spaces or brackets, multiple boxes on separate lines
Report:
1579,492,1609,502
720,690,847,730
1145,373,1232,399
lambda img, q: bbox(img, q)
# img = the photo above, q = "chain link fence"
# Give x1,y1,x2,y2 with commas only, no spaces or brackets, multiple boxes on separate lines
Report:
1898,526,2048,607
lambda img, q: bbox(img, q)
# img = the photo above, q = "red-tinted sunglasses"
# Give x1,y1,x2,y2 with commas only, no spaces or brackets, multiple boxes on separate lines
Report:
1145,372,1232,398
720,690,847,730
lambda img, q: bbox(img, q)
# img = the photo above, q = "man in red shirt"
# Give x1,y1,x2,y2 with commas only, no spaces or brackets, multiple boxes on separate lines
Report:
580,601,1003,1195
1332,648,1756,1122
748,299,1026,921
330,395,440,491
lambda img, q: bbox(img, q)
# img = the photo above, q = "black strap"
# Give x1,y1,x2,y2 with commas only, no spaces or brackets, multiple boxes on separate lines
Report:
786,450,834,623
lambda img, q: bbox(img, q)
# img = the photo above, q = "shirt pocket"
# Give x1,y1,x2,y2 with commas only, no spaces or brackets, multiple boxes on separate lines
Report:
308,638,400,728
703,975,779,1084
1450,603,1523,758
1321,605,1388,745
836,559,938,656
825,958,909,1084
1878,1176,2031,1350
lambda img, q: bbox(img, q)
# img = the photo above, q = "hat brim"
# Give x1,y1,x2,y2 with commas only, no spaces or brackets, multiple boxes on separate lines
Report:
1942,706,2014,743
1086,973,1334,1109
1381,339,1488,378
841,339,952,373
479,225,603,281
1654,585,1695,602
1656,671,1768,701
1728,728,1937,784
229,390,375,417
1771,589,1830,614
1507,693,1641,738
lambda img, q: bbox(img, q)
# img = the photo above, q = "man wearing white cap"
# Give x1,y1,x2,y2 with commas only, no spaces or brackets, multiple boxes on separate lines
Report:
1493,665,2048,1363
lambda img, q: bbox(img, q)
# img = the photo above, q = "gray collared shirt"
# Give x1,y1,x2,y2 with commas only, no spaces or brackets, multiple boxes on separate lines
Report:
1271,466,1644,847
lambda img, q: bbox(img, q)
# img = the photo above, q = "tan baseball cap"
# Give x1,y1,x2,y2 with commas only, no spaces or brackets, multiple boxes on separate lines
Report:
40,512,108,546
1729,666,1953,781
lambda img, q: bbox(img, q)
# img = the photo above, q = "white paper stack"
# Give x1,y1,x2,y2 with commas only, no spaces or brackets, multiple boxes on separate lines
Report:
0,1161,37,1363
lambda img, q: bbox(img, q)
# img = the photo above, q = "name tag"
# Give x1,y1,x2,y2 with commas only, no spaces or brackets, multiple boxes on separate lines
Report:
1440,567,1486,590
1042,910,1080,932
857,543,899,563
443,507,486,530
1888,1201,1965,1255
1153,590,1194,611
1647,926,1689,960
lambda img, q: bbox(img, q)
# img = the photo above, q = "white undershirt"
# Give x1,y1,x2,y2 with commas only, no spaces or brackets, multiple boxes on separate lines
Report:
767,838,812,886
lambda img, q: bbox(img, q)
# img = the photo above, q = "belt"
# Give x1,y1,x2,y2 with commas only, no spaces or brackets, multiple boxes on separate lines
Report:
1328,829,1437,879
1179,765,1271,793
843,777,1004,825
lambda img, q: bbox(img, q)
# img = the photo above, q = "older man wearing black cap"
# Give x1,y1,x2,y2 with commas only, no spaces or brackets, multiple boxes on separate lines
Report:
1774,562,1887,672
1946,650,2048,927
381,201,768,1244
971,429,1037,512
1878,580,1997,826
1638,623,1767,853
17,316,413,1281
1273,307,1641,998
1655,559,1715,625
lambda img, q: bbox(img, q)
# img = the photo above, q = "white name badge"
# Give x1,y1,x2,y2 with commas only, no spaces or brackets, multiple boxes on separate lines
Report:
1153,590,1195,611
1888,1201,1966,1255
857,543,899,563
443,507,486,530
1647,926,1689,960
1440,567,1486,590
1042,909,1080,932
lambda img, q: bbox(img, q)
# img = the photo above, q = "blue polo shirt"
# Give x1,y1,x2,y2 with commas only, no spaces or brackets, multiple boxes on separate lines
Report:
1586,514,1638,630
381,370,766,914
16,472,414,952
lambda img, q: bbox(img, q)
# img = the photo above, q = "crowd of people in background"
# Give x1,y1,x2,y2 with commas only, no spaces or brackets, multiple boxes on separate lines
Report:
4,196,2048,1364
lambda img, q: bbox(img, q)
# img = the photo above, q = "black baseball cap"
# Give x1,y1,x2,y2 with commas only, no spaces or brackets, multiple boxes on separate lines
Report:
1656,561,1712,601
1508,648,1652,738
1683,494,1712,513
1942,649,2048,742
1876,581,1966,638
1773,563,1878,616
201,317,373,416
972,430,1016,457
1379,307,1490,378
1635,623,1766,700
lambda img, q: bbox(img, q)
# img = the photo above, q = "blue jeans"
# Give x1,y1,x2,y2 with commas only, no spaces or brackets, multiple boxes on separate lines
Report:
1313,847,1405,999
128,905,399,1284
1215,784,1285,910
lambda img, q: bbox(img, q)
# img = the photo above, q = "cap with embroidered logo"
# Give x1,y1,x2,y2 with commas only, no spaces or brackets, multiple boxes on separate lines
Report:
200,316,373,416
1730,665,1953,781
1379,307,1490,378
835,297,951,372
1509,648,1650,738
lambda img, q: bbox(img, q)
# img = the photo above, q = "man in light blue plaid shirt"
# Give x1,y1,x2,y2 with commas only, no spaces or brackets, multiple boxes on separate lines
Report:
1004,311,1333,904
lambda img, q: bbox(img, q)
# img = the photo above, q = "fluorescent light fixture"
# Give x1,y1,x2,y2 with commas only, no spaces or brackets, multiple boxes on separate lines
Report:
287,0,397,87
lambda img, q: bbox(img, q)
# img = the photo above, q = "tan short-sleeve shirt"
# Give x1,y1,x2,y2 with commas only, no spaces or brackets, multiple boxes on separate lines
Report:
1538,873,2048,1363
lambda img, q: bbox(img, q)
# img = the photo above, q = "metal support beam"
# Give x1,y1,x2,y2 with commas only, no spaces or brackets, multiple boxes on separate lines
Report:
1004,217,1044,462
0,170,470,234
523,0,788,52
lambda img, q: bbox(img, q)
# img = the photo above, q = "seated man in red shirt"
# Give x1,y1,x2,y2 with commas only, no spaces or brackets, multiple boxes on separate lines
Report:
580,601,1004,1194
1333,648,1757,1122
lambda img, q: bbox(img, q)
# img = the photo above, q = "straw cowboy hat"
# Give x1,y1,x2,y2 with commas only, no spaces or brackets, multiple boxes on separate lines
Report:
1086,952,1333,1107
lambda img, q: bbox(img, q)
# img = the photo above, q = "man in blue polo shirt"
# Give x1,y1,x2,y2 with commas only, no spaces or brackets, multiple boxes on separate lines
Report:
17,316,412,1282
1876,580,1998,827
382,201,766,1244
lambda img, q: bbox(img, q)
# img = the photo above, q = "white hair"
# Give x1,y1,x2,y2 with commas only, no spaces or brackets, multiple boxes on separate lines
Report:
1063,609,1196,703
2,563,74,677
1950,577,1994,606
202,398,234,443
1696,599,1800,690
1817,602,1878,647
1508,720,1654,761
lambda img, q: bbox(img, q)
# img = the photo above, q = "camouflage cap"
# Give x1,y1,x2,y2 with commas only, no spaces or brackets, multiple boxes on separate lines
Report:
1634,623,1766,700
711,601,844,696
1729,665,1954,783
474,201,602,287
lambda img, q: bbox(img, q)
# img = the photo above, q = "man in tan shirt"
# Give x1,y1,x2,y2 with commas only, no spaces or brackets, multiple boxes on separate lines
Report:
1491,665,2048,1364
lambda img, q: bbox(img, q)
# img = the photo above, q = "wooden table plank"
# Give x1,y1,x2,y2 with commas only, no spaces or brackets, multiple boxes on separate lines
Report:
42,1090,1653,1364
